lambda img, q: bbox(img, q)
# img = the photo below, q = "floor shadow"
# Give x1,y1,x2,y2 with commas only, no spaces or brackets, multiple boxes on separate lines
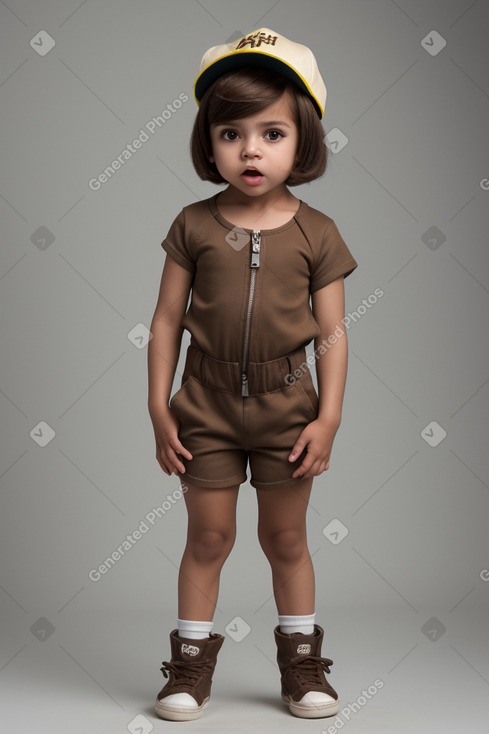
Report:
219,691,286,713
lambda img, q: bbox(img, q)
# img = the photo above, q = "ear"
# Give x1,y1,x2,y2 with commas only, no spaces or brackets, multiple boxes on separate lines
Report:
208,155,215,163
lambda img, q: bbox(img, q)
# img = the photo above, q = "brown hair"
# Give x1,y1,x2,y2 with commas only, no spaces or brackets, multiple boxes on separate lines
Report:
190,68,327,186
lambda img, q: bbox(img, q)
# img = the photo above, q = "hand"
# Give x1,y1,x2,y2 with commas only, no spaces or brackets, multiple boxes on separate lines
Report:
149,406,193,477
288,416,341,480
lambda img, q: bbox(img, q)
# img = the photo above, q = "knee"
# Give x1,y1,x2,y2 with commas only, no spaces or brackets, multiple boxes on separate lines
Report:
258,527,306,564
189,528,235,563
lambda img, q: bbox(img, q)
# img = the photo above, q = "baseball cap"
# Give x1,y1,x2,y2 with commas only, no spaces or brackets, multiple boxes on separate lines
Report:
194,28,327,119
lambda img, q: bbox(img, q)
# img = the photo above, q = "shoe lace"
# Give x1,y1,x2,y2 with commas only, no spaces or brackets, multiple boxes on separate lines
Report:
160,659,213,687
283,654,334,688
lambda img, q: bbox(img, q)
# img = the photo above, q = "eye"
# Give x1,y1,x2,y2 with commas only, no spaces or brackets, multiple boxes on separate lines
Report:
265,130,283,141
221,129,239,141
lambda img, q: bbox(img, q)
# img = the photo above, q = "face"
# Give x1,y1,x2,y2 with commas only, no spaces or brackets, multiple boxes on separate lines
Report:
208,91,299,198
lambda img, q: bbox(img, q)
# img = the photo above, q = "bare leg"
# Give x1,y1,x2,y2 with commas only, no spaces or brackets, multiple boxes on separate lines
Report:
178,482,240,621
256,477,315,615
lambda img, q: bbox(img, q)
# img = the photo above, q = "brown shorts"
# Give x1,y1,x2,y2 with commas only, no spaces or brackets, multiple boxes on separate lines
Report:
169,344,319,491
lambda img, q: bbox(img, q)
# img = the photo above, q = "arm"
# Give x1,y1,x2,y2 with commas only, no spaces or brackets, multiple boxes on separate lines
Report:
312,276,348,428
289,276,349,478
147,254,194,475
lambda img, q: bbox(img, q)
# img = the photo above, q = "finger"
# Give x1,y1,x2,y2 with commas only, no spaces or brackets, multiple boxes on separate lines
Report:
169,452,187,475
157,447,187,475
169,443,193,474
291,453,317,478
288,437,308,462
294,457,330,479
171,437,193,461
156,454,171,476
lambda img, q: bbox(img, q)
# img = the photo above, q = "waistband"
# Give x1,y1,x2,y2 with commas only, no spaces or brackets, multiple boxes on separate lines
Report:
181,343,308,396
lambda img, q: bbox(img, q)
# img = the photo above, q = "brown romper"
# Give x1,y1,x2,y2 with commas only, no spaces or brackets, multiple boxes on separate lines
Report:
161,193,358,490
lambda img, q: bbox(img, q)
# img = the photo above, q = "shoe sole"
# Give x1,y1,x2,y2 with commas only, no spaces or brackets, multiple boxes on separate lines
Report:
154,697,209,722
282,693,340,719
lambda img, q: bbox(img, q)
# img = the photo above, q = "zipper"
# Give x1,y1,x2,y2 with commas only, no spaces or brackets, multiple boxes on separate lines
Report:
241,230,261,396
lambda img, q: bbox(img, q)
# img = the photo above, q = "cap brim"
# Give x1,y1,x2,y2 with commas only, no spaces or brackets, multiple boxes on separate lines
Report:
194,50,324,118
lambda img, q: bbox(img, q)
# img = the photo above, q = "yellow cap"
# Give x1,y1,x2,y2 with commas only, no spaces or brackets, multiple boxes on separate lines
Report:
194,28,327,119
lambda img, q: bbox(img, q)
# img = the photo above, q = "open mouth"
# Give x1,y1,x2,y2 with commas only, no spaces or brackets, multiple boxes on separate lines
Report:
241,168,264,184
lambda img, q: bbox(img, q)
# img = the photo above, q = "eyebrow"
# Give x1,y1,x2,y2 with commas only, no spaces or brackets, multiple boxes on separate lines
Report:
216,120,292,128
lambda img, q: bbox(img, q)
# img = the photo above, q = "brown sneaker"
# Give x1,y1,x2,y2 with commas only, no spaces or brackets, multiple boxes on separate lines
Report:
274,624,339,719
154,629,225,721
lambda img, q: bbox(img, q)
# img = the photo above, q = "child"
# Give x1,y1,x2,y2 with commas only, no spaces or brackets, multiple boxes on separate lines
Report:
147,27,358,722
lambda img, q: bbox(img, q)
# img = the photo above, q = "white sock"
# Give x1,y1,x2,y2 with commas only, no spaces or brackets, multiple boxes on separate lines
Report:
279,612,316,635
177,618,213,639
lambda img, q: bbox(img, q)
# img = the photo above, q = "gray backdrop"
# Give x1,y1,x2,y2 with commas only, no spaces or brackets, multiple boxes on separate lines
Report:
1,1,488,732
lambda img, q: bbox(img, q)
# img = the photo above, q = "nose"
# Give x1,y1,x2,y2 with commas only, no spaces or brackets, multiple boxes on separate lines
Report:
241,135,262,159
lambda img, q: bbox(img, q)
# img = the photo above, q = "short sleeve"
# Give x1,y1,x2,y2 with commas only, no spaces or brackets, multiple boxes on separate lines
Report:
160,209,196,274
310,219,358,293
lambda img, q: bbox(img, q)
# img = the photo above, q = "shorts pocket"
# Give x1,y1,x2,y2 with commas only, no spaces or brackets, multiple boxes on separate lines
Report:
294,375,319,421
169,375,197,411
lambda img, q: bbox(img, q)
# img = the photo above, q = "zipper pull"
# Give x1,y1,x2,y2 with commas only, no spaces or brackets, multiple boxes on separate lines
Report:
250,230,261,268
241,373,249,396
